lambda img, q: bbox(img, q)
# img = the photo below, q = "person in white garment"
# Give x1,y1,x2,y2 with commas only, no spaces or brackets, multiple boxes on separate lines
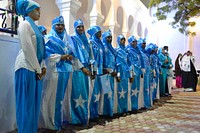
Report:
180,51,198,91
15,1,46,133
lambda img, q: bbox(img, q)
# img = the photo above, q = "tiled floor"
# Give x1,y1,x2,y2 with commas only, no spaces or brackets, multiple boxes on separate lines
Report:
10,86,200,133
65,87,200,133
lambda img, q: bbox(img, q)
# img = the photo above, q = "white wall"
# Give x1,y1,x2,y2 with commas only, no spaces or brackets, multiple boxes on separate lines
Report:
0,35,19,133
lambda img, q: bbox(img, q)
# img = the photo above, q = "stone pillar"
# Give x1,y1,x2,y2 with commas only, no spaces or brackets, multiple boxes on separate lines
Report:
103,0,120,47
121,11,128,44
56,0,81,34
89,0,104,26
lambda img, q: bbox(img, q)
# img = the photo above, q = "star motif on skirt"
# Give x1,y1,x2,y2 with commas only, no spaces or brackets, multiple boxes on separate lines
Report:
146,87,149,94
74,94,87,108
118,88,127,99
131,89,139,97
94,92,100,102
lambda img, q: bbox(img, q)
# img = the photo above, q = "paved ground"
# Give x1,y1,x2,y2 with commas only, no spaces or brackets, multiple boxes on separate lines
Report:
10,85,200,133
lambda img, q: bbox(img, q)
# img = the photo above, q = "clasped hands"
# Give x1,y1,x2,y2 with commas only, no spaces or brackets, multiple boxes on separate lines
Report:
61,54,73,61
36,67,46,80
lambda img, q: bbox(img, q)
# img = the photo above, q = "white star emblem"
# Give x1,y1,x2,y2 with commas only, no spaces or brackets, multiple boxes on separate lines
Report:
131,89,139,96
94,92,100,102
107,92,112,99
146,87,149,94
82,45,85,49
118,88,127,99
63,47,68,52
74,94,87,108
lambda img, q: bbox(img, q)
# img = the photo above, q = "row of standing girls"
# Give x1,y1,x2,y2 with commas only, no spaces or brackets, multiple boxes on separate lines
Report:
14,1,173,133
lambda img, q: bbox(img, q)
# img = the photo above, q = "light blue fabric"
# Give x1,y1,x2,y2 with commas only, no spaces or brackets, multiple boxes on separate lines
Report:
45,18,73,130
54,72,70,130
152,44,160,100
158,47,168,95
102,30,116,70
26,16,45,63
146,44,156,105
115,35,129,113
138,39,151,108
117,79,128,113
116,35,130,80
99,74,114,116
126,36,144,110
72,19,90,66
51,16,65,40
87,26,101,37
15,68,43,133
100,31,115,116
126,39,142,75
87,26,106,119
90,77,101,119
70,71,89,125
137,38,146,53
68,19,90,125
87,26,105,75
38,25,46,33
16,0,40,16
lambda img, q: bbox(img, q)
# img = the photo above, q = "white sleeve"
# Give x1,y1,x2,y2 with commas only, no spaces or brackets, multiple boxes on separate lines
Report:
48,54,61,63
18,21,41,73
73,58,84,70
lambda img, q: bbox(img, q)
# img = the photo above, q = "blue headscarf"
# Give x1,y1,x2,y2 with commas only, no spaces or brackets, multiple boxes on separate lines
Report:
46,16,77,58
38,25,46,33
73,19,90,52
127,35,138,52
16,0,40,16
16,1,44,64
145,43,155,55
72,19,90,64
152,44,159,56
87,26,101,38
26,16,45,64
117,35,126,50
102,30,116,56
50,16,65,40
87,25,104,50
158,47,163,55
128,35,137,44
137,38,146,52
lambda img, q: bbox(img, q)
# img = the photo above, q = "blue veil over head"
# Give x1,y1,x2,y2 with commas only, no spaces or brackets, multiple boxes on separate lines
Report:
16,0,40,16
50,16,65,40
117,35,126,50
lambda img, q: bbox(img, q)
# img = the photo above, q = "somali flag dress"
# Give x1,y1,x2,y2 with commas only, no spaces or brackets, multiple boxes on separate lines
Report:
65,31,93,125
126,45,143,111
115,45,130,114
89,36,105,119
39,29,73,130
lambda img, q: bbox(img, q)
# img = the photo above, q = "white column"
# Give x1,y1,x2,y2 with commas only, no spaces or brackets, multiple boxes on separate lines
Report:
56,0,81,34
103,0,120,47
89,0,104,26
121,12,128,44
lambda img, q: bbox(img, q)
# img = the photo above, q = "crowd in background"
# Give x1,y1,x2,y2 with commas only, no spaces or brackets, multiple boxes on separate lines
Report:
175,51,198,91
